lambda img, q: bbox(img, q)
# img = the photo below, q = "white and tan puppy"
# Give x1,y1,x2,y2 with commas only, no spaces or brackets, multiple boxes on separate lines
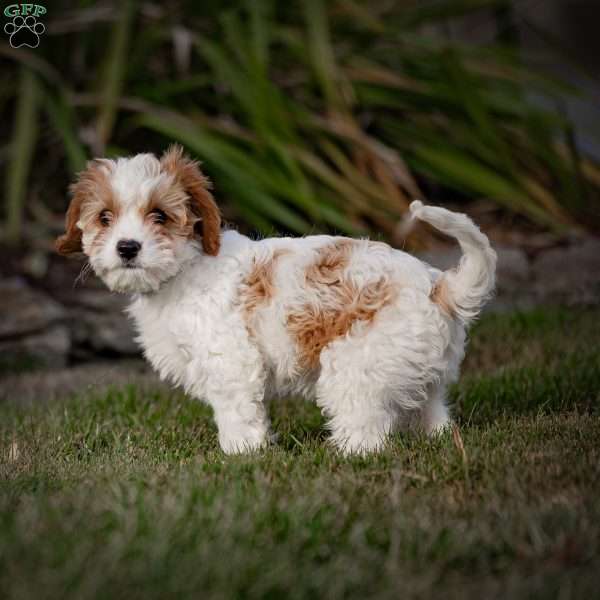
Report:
57,145,496,454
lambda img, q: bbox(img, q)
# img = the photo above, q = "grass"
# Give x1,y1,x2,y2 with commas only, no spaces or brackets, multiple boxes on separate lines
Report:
1,306,599,599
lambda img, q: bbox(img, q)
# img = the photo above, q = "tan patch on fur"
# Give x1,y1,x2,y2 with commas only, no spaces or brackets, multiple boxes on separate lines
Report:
241,249,289,321
287,241,396,369
305,239,355,285
160,145,221,256
430,277,455,317
56,159,116,255
145,183,193,239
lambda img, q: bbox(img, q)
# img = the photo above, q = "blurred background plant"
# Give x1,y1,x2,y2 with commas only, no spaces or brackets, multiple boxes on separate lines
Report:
2,0,600,255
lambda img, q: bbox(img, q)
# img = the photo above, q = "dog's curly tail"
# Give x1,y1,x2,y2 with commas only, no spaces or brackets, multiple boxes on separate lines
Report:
410,200,497,325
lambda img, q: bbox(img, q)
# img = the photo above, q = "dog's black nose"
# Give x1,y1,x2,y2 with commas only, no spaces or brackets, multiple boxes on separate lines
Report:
117,239,142,260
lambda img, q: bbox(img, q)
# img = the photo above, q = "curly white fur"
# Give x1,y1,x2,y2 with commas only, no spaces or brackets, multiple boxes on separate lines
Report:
57,151,496,455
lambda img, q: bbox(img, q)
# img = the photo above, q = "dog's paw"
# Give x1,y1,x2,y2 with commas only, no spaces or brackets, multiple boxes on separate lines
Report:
330,429,388,456
218,424,268,454
425,419,452,437
423,410,452,437
421,397,451,437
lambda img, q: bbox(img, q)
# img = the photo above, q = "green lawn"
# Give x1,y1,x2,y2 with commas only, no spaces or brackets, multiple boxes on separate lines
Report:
1,308,599,599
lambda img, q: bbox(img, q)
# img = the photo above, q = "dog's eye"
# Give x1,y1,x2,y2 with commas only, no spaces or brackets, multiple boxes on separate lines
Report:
99,210,113,227
149,208,168,225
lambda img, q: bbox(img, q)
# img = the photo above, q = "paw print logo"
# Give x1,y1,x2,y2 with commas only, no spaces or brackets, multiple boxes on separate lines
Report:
4,15,45,48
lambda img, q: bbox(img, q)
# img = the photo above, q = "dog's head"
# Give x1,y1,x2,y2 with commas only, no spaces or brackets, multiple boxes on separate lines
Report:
56,145,221,293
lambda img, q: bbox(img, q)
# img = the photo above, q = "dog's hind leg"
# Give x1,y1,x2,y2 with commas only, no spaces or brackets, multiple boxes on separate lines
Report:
315,355,398,454
421,385,451,436
326,402,397,455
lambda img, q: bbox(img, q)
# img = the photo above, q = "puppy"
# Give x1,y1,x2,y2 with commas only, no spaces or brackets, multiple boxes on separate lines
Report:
56,145,496,454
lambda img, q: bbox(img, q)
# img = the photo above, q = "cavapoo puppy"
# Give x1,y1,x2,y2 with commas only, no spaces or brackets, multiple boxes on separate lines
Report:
56,145,496,454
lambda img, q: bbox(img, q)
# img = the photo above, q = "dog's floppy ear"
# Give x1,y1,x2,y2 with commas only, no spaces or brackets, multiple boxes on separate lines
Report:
55,168,91,256
55,191,84,255
55,160,112,256
160,144,221,256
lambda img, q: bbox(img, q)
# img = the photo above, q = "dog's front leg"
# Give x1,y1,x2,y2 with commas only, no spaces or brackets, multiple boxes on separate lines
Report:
172,307,271,454
201,342,270,454
211,390,270,454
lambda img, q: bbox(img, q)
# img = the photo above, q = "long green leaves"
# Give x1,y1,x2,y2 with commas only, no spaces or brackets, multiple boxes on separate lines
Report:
1,0,598,244
96,0,135,152
4,67,40,245
45,91,87,174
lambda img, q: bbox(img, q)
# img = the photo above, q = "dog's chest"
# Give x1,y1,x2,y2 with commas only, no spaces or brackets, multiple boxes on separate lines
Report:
128,291,226,390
